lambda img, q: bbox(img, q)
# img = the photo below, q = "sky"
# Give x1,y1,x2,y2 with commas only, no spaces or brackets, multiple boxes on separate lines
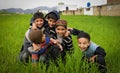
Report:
0,0,106,9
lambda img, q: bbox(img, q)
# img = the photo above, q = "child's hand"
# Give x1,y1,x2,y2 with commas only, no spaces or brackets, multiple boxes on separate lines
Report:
32,23,37,30
50,38,59,44
64,30,70,37
57,44,63,51
32,43,41,51
67,27,73,30
89,55,98,62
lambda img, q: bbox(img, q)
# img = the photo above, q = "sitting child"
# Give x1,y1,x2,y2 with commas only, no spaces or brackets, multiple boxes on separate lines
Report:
19,12,45,63
28,29,50,66
77,32,107,73
47,19,73,62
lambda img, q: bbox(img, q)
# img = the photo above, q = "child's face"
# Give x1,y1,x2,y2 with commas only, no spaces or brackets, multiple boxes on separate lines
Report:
34,18,44,28
56,26,67,37
78,38,90,52
47,18,56,28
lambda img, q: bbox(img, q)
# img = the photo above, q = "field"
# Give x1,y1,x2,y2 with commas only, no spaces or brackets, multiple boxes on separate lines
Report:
0,13,120,73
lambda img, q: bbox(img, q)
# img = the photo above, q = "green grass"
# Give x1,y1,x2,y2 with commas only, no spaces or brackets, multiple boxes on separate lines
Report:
0,14,120,73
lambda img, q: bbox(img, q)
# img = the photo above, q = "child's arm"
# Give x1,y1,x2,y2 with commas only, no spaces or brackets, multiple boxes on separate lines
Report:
50,38,59,44
31,23,38,30
32,43,41,51
67,27,84,35
57,43,63,51
64,30,71,37
89,55,98,62
94,47,106,57
90,47,106,63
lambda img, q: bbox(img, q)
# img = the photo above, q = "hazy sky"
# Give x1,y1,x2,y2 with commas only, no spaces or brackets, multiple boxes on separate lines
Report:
0,0,79,9
0,0,106,9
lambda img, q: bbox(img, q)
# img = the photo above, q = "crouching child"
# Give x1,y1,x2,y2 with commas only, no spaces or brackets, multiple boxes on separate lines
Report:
77,32,107,73
28,29,51,66
46,19,73,64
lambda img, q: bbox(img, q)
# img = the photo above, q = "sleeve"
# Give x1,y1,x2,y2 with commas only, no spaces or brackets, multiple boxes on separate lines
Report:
23,29,33,52
23,37,32,52
68,28,84,35
94,47,106,67
94,47,106,57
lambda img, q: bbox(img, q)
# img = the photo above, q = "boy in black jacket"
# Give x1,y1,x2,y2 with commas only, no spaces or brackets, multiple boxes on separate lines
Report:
77,32,107,73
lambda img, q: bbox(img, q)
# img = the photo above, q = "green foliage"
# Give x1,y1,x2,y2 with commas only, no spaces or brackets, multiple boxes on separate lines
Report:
0,14,120,73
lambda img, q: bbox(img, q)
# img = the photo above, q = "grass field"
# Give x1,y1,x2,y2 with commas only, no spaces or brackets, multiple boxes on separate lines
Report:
0,14,120,73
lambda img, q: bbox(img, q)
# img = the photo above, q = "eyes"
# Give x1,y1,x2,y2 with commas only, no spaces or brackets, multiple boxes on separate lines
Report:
79,42,87,45
34,18,44,23
78,38,90,47
49,19,56,24
35,20,44,23
56,28,65,31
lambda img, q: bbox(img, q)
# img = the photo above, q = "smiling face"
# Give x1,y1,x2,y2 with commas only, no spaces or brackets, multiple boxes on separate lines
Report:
78,37,90,52
47,18,56,28
34,18,44,28
56,26,67,37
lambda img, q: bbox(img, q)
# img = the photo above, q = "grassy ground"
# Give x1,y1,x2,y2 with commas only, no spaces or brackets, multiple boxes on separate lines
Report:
0,14,120,73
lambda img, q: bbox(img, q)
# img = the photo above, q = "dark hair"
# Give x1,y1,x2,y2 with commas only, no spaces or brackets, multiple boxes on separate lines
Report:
33,12,44,21
55,19,67,29
77,32,90,41
47,12,58,21
29,30,43,44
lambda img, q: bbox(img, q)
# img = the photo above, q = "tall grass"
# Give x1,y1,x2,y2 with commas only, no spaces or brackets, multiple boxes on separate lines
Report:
0,14,120,73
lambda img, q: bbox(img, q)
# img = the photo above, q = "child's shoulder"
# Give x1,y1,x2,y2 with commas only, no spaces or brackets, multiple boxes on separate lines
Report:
94,46,106,56
90,42,99,49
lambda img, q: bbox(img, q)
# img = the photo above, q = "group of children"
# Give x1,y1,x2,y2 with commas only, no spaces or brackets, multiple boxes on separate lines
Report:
19,10,107,73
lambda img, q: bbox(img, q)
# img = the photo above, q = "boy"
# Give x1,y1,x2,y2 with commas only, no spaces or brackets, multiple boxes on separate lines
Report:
47,19,73,62
28,29,50,66
77,32,107,73
19,12,45,63
31,10,60,43
44,10,60,39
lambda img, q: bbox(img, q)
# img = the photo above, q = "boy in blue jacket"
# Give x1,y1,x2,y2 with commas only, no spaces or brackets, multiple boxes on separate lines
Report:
28,29,51,66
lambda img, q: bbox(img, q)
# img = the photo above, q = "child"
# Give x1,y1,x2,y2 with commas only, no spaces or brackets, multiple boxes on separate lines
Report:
28,30,63,66
19,12,45,63
44,10,60,39
28,29,50,66
47,19,73,62
55,19,73,51
77,32,107,73
31,10,61,44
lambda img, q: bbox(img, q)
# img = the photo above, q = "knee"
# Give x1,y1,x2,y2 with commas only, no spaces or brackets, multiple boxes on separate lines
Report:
19,51,30,63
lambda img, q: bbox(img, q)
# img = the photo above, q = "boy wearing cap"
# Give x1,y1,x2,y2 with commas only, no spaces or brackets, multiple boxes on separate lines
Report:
47,19,73,62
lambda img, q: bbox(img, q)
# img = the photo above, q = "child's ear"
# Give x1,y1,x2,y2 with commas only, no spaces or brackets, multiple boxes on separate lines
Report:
88,41,91,46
